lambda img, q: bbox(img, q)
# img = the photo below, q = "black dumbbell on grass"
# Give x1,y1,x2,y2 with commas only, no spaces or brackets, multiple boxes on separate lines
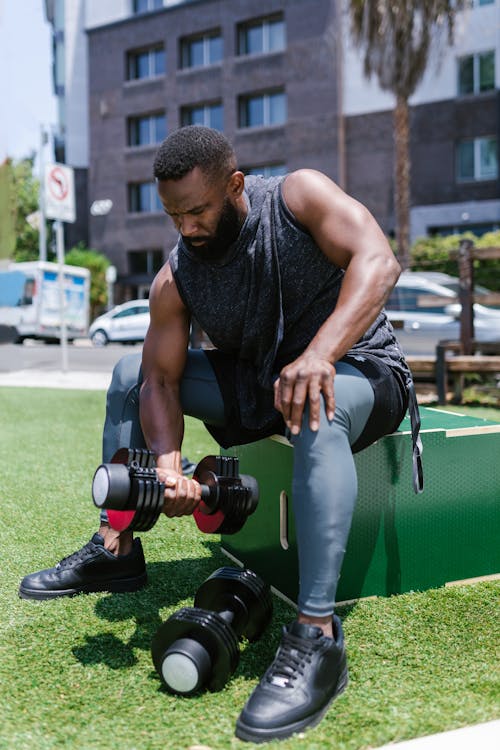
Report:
92,448,259,534
151,566,273,694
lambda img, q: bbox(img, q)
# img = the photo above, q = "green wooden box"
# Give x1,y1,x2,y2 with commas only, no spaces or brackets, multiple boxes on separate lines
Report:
221,407,500,604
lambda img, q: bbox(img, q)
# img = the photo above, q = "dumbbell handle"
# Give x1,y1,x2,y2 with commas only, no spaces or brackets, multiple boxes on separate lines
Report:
92,462,257,515
92,462,218,511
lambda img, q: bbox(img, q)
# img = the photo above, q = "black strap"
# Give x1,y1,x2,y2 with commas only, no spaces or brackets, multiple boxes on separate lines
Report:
407,378,424,494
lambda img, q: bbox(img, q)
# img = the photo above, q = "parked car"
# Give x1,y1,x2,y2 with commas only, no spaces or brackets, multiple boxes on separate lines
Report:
385,272,500,356
411,271,500,310
89,299,150,346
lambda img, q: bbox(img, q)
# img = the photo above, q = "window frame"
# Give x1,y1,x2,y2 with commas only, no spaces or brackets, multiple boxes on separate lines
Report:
126,44,165,82
457,49,495,95
237,13,285,57
456,136,498,182
396,287,451,316
132,0,164,14
238,89,287,129
128,182,163,213
127,112,166,148
180,29,223,69
180,101,224,130
128,249,164,275
243,164,287,178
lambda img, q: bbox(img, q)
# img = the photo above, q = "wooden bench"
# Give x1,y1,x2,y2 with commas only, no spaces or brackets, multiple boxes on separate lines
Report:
407,342,500,404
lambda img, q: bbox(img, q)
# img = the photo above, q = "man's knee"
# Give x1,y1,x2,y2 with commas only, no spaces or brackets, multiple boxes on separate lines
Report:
298,399,350,438
109,353,142,395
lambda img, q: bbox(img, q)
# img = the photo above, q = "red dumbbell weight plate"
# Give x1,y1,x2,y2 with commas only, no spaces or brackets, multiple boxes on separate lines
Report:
192,504,226,533
192,456,226,533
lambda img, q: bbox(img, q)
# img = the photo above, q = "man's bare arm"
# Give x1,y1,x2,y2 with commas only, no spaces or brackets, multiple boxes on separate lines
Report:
283,169,400,360
140,261,201,515
276,169,401,433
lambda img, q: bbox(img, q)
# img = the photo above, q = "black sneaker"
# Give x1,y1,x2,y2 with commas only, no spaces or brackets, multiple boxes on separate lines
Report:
18,533,147,600
181,456,196,475
235,616,348,743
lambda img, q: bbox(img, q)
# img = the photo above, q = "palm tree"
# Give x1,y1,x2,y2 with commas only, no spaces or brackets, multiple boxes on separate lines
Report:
349,1,466,269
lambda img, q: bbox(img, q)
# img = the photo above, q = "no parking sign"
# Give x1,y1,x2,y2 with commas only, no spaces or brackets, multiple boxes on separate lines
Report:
44,163,76,223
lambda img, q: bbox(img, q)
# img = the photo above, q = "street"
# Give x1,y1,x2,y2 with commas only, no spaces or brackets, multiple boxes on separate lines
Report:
0,340,143,374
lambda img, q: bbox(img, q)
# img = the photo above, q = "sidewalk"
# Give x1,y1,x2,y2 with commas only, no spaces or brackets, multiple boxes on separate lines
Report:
0,369,111,390
0,367,445,404
376,721,499,750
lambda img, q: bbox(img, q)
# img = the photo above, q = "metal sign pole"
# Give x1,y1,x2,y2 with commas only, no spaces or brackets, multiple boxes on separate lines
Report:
55,220,68,372
105,264,117,311
39,126,47,262
44,161,75,374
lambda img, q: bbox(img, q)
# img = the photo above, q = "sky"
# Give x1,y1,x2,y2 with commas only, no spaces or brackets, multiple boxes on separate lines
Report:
0,0,57,164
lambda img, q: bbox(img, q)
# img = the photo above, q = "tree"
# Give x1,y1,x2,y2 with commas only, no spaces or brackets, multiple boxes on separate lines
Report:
9,156,50,262
0,160,16,259
5,159,110,319
349,1,466,269
65,243,110,320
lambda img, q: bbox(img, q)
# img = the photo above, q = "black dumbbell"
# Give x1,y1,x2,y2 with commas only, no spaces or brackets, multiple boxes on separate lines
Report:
151,566,272,694
92,448,259,534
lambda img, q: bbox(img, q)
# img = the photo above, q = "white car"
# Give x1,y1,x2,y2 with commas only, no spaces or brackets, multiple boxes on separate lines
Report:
89,299,150,346
386,272,500,356
412,271,500,310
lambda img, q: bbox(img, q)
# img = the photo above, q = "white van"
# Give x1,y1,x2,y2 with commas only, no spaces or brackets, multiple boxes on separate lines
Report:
0,261,90,343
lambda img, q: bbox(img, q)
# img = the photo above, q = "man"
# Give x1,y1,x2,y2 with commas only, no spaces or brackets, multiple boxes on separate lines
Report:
20,126,418,742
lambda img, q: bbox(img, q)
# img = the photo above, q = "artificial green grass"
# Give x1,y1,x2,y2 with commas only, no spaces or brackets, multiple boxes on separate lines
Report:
1,387,498,750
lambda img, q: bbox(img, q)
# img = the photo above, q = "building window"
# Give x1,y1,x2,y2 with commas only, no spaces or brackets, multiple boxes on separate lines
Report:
128,113,166,147
457,137,498,181
133,0,163,12
239,90,286,128
180,30,223,69
429,222,500,237
458,51,495,95
127,45,165,81
128,182,163,212
181,102,223,130
128,250,164,274
244,164,287,177
238,14,285,56
473,0,494,6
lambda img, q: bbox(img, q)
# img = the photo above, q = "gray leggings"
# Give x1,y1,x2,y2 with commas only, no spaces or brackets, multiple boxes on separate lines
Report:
101,350,374,616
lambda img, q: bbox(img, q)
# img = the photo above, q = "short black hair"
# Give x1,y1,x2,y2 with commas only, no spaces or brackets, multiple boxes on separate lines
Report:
153,125,237,183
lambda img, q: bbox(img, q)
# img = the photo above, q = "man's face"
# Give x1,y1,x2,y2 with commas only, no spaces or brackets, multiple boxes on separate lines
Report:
157,167,244,262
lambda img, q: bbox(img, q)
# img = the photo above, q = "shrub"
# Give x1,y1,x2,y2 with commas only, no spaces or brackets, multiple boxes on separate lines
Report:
410,230,500,292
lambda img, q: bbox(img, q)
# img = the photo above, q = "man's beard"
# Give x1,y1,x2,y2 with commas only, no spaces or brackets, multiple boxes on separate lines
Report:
182,198,242,262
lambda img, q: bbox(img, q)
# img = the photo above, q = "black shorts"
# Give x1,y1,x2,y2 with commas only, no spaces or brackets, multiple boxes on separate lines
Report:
203,349,408,452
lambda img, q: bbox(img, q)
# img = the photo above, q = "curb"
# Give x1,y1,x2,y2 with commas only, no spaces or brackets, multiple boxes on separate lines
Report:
0,370,111,390
375,720,500,749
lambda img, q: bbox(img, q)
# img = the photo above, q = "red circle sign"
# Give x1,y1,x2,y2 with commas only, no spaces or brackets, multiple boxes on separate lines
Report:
48,166,69,201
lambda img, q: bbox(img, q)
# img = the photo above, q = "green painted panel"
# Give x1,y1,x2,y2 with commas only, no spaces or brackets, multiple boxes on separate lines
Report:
222,407,500,603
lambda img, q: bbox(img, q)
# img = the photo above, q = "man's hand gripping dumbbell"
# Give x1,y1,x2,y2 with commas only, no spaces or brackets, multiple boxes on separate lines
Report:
92,448,259,535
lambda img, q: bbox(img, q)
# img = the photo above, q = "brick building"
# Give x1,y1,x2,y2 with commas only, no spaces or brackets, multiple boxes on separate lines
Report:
85,0,342,298
46,0,499,302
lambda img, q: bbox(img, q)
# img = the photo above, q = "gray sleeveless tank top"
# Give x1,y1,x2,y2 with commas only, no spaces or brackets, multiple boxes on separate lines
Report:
169,174,412,431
